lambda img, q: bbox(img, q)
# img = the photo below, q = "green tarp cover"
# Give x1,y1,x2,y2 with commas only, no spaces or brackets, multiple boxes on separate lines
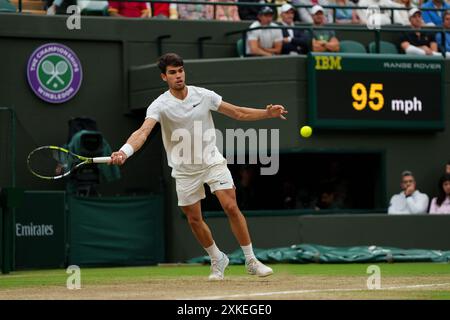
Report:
69,195,164,266
188,244,450,264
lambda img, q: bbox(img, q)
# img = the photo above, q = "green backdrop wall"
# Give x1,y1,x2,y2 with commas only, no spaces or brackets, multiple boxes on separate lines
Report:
15,191,66,269
2,14,450,262
68,195,164,266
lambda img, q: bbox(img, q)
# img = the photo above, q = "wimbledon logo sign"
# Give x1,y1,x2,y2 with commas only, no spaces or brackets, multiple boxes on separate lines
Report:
27,43,83,104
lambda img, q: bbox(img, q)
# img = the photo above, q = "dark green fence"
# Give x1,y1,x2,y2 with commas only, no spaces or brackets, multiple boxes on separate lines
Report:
68,195,165,266
15,191,66,269
0,207,3,270
5,191,165,270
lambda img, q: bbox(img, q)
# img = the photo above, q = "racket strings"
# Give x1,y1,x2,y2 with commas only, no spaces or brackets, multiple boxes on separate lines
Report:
28,148,81,178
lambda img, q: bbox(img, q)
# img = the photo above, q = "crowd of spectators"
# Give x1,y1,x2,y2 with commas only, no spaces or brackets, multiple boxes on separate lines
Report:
45,0,450,26
42,0,450,57
219,158,450,214
243,4,340,56
388,162,450,214
242,4,446,56
202,156,377,212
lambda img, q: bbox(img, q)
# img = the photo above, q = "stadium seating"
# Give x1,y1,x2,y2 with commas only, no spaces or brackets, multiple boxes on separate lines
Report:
9,0,45,14
236,38,245,58
0,0,16,12
79,0,109,16
368,41,399,54
339,40,367,53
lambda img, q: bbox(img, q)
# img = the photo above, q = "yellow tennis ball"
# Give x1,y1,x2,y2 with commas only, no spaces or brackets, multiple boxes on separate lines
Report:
300,126,312,138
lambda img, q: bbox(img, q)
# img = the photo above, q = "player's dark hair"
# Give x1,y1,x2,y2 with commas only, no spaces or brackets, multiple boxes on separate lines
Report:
158,53,184,74
436,174,450,206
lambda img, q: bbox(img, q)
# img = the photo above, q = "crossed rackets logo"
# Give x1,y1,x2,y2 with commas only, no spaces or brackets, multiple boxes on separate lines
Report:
39,57,71,90
27,43,83,104
42,60,68,85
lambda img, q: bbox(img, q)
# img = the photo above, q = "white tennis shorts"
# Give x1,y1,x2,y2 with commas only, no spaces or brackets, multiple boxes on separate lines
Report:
175,161,235,206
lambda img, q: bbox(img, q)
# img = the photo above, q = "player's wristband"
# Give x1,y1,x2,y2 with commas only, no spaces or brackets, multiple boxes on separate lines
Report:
119,143,134,158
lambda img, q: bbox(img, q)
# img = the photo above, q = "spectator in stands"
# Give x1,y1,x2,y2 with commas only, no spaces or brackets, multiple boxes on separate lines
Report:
446,160,450,174
400,8,441,56
317,160,350,208
246,6,283,56
292,0,333,23
356,0,394,26
421,0,450,26
212,0,241,21
77,0,110,14
429,173,450,214
392,0,416,25
314,184,343,210
333,0,360,24
311,5,340,52
436,11,450,57
177,0,214,20
388,170,429,214
108,1,150,17
278,3,310,54
296,185,314,208
275,0,301,22
238,0,265,21
46,0,77,15
150,2,178,19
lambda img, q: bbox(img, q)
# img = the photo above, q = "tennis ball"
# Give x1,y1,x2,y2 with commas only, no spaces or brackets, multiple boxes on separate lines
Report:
300,126,312,138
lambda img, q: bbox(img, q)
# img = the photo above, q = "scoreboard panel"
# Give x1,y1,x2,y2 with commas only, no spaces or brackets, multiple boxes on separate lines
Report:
307,53,445,130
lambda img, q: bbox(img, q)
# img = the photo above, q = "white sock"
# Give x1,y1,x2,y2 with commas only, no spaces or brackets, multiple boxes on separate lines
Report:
241,243,256,261
204,242,223,260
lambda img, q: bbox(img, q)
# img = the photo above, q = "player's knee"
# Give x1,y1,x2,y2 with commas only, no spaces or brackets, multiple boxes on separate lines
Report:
222,202,240,217
187,214,203,227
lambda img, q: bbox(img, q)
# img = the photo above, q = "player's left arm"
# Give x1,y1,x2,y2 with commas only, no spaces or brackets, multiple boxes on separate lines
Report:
217,101,288,121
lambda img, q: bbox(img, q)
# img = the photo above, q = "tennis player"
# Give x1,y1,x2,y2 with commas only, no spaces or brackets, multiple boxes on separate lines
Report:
111,53,287,280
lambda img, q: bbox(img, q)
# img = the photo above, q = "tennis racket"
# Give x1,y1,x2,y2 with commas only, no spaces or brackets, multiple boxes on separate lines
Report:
27,145,111,180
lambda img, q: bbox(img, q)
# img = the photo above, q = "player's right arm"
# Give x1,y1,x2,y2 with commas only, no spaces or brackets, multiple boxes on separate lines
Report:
110,117,157,165
218,101,287,121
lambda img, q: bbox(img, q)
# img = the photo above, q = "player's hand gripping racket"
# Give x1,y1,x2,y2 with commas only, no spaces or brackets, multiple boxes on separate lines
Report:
27,146,111,180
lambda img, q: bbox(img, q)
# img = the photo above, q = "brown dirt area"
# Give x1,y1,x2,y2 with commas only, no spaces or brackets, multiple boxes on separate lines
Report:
1,275,450,300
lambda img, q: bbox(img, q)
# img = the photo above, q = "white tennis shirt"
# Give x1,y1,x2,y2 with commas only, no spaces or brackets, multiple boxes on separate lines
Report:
146,85,226,177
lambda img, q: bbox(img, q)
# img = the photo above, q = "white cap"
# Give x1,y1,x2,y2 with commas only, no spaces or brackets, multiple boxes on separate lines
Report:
281,3,295,13
408,7,421,18
311,5,324,15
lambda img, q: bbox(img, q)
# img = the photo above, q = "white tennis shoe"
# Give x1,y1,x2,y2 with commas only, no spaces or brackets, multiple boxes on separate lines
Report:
208,253,229,281
245,258,273,277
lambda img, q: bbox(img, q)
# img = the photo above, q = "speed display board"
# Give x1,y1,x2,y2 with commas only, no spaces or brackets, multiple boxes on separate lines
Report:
307,53,445,130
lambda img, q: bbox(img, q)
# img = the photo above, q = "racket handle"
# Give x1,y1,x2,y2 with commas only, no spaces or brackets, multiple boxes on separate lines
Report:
93,157,112,164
